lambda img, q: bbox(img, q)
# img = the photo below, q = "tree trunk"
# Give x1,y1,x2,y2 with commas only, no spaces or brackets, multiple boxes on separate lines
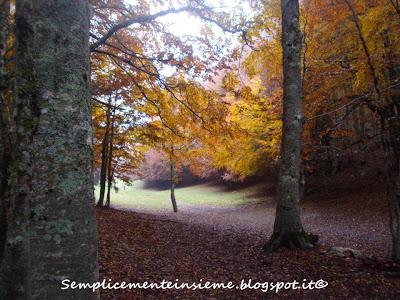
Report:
387,97,400,261
0,1,99,298
0,0,10,264
170,148,178,213
395,160,400,260
264,0,317,252
97,104,111,207
105,111,115,208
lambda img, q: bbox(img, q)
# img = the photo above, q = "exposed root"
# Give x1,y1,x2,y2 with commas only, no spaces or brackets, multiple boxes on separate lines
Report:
263,231,319,253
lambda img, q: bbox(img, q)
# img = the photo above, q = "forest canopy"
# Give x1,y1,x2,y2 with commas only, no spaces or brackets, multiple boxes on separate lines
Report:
90,0,400,183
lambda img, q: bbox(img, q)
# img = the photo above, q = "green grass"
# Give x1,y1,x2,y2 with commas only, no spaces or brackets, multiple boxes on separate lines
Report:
95,180,263,211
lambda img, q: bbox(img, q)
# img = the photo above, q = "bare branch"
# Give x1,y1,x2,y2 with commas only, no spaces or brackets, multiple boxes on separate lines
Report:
389,0,400,17
90,6,196,51
92,97,125,111
90,5,250,52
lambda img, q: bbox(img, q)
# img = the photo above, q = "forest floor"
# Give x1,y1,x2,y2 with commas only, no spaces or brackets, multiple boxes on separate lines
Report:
97,182,400,299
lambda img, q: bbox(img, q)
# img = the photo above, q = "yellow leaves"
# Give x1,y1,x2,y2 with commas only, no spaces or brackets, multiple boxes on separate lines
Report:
224,91,236,104
210,0,400,179
222,72,240,91
89,0,400,183
197,62,282,178
360,3,390,39
248,76,263,96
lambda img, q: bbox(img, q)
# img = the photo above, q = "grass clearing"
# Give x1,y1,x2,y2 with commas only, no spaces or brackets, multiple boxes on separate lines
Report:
95,180,263,211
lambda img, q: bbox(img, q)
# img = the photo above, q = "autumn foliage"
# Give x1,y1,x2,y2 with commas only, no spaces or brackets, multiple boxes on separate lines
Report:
90,0,400,185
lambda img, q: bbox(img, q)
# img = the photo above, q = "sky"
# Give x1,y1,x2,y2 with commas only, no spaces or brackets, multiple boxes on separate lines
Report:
122,0,254,78
124,0,253,38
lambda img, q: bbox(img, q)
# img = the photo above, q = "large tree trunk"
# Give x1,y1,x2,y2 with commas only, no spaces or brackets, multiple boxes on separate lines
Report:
97,105,111,207
0,0,10,264
0,1,99,298
264,0,317,252
387,65,400,261
389,122,400,261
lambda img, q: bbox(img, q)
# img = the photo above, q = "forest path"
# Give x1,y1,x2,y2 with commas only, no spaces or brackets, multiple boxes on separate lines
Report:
112,188,390,258
97,206,399,299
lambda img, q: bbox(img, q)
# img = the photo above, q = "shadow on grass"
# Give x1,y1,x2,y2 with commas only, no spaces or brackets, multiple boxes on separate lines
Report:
140,178,211,191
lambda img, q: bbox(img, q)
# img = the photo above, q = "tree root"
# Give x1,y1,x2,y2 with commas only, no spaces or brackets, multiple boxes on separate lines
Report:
263,231,319,253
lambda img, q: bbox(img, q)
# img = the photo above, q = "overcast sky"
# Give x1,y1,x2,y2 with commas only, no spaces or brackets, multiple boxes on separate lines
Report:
125,0,252,38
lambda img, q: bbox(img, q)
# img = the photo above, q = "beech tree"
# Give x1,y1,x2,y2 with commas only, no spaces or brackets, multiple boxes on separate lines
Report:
88,0,249,209
97,98,112,207
0,1,99,298
169,147,178,213
0,0,10,264
264,0,317,251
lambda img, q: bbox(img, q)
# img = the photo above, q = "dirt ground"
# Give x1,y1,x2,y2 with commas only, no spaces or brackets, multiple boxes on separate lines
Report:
112,182,391,258
97,184,400,299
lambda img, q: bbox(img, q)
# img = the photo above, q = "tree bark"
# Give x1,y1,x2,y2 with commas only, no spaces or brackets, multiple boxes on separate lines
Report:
387,55,400,263
105,110,115,208
0,1,99,298
170,147,178,213
0,0,10,264
97,104,111,207
264,0,317,252
394,158,400,260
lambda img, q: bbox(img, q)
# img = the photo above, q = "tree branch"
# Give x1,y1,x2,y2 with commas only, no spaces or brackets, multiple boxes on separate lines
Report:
90,6,197,51
90,5,250,52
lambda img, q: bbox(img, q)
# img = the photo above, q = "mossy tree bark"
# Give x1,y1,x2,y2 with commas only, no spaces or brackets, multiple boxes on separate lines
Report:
0,0,10,264
264,0,317,252
0,1,99,298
